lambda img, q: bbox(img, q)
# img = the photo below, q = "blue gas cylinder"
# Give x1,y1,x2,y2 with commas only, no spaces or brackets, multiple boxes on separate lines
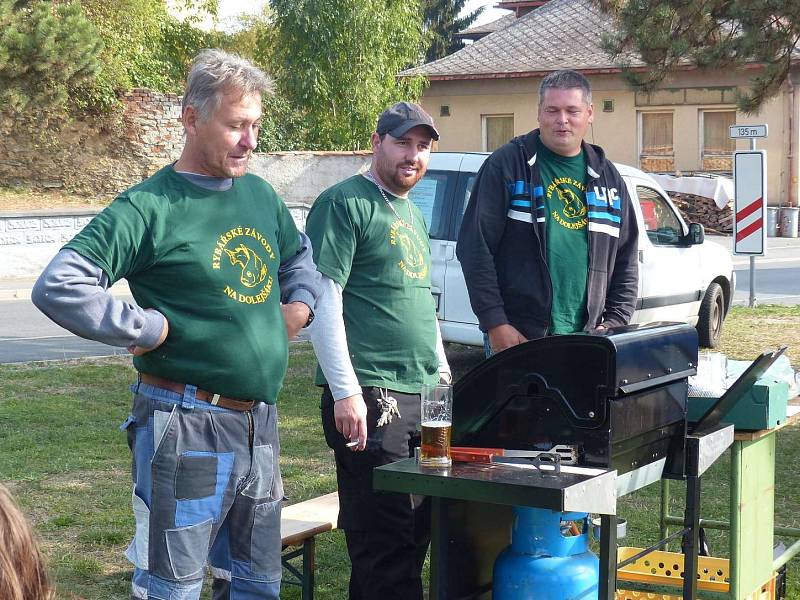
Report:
493,507,599,600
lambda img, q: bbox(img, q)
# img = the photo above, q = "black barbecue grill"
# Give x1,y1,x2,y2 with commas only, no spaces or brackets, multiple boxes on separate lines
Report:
452,321,696,480
375,322,747,600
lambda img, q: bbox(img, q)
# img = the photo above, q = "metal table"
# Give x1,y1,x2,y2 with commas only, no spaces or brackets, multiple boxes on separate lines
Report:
375,458,620,600
659,400,800,598
376,422,733,600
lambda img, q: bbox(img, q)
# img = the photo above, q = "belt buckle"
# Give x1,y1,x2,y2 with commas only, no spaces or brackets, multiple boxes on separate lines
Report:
211,393,221,406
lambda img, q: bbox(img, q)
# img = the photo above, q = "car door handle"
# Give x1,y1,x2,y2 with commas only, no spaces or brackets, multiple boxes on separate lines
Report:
638,250,644,263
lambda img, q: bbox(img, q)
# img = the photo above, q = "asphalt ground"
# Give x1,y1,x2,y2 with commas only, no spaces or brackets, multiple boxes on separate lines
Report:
0,235,796,364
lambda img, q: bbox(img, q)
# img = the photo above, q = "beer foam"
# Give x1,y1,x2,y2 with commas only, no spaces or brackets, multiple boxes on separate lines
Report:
422,421,451,428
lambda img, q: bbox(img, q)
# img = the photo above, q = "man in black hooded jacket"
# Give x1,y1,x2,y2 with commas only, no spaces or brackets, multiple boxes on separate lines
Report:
457,69,639,353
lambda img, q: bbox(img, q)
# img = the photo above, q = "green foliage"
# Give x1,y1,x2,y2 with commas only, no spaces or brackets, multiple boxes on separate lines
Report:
423,0,484,63
72,0,179,111
69,0,220,112
271,0,427,150
598,0,800,113
222,5,274,69
258,92,320,152
159,17,222,88
0,0,102,112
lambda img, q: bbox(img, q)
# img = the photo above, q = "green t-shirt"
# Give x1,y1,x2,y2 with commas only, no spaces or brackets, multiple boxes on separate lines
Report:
538,142,589,334
305,175,439,393
65,166,300,403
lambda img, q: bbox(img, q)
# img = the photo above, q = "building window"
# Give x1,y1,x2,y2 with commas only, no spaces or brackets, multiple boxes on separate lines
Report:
639,112,674,172
701,110,736,171
482,115,514,152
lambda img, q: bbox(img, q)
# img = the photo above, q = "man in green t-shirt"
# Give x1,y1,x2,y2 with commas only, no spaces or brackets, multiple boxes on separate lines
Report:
306,103,451,600
458,69,639,352
32,50,320,600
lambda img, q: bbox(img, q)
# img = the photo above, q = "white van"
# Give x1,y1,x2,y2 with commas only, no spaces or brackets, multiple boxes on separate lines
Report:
409,152,736,348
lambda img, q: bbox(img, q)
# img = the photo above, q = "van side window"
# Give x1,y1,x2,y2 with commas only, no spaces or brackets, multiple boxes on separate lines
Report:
637,185,682,245
454,174,477,236
409,171,452,239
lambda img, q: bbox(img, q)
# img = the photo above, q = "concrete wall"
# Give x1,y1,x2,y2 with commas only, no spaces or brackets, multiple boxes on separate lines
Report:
0,152,374,278
421,71,794,206
248,151,372,208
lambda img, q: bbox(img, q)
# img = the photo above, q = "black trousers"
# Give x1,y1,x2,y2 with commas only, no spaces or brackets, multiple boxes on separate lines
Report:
321,386,430,600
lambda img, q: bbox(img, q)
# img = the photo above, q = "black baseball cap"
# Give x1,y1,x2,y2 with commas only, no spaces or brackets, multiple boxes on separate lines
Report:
376,102,440,141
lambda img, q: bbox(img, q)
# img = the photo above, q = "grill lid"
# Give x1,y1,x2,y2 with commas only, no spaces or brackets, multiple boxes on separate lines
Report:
452,322,698,447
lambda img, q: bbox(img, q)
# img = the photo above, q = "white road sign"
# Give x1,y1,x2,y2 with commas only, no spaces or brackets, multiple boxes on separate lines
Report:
733,150,767,255
730,124,768,139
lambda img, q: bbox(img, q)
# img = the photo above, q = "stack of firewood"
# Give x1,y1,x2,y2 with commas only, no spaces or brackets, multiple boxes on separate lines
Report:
666,192,733,234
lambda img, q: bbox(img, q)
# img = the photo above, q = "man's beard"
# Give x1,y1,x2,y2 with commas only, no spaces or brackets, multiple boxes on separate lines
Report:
388,162,426,193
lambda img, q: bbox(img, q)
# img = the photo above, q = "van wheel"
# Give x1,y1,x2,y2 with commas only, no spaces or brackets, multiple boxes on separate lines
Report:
697,282,724,348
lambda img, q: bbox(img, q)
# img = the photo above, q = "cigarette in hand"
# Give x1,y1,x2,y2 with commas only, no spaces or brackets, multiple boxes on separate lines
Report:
345,440,359,448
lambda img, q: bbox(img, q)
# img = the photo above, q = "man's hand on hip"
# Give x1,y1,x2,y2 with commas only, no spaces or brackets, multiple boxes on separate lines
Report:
282,302,311,339
488,324,527,353
334,394,368,451
128,310,169,356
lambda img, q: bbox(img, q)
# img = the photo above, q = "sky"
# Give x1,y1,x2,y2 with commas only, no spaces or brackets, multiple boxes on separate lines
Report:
461,0,508,27
213,0,508,30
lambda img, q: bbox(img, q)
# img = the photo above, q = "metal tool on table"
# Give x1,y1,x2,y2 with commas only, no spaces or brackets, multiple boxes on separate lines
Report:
450,445,577,465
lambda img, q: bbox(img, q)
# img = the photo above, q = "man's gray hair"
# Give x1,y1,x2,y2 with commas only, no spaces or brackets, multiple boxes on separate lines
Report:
182,49,274,120
539,70,592,105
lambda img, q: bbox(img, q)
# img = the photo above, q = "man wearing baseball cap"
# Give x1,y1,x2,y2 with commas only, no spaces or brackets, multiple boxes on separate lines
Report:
305,102,450,599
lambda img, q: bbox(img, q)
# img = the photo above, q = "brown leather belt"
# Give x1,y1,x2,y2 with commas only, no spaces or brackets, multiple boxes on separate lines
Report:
138,373,257,412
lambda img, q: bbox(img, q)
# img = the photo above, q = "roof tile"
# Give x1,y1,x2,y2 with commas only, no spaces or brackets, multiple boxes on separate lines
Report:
403,0,642,78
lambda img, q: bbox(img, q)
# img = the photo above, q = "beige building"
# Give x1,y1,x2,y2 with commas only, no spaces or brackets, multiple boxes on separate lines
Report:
404,0,800,207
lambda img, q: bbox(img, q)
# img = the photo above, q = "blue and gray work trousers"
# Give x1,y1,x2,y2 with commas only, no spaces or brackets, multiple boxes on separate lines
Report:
122,380,283,600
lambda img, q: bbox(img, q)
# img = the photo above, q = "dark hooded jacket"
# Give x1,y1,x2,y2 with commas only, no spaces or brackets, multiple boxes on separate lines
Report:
456,129,639,340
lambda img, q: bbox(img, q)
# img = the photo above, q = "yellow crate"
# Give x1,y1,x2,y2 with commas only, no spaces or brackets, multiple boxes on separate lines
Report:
615,547,776,600
615,577,775,600
615,592,680,600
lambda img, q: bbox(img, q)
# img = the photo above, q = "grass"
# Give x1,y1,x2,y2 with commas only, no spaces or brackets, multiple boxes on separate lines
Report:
0,306,798,599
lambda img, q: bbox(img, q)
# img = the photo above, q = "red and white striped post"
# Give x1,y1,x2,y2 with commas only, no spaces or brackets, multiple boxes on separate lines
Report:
733,146,767,307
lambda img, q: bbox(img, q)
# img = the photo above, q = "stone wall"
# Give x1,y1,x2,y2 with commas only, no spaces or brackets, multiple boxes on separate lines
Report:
117,89,184,174
0,89,183,196
0,90,375,203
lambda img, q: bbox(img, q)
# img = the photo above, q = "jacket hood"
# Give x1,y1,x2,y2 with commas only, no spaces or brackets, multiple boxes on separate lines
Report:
511,129,608,178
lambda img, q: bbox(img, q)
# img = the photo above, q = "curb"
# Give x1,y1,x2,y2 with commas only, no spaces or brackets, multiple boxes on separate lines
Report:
0,288,32,301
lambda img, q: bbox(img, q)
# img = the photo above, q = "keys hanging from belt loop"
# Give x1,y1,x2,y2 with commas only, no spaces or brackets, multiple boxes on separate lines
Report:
376,388,400,427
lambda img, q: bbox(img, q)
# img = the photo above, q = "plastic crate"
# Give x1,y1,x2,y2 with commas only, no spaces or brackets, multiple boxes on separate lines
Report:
615,547,777,599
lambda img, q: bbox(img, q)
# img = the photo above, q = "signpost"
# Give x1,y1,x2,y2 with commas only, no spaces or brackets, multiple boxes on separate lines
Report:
733,151,767,256
731,125,768,307
729,124,768,139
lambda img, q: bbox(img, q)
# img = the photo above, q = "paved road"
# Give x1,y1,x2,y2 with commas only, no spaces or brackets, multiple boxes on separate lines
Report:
1,235,796,363
721,236,800,306
0,297,129,364
0,281,310,364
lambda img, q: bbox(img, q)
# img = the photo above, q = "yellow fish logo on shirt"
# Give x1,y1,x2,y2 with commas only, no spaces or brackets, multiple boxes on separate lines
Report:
225,244,268,288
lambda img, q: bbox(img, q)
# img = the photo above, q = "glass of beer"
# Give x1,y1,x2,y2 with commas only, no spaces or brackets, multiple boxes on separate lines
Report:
420,383,452,467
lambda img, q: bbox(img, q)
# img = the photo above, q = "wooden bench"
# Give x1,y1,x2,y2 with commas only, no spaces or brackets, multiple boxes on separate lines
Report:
281,492,340,600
